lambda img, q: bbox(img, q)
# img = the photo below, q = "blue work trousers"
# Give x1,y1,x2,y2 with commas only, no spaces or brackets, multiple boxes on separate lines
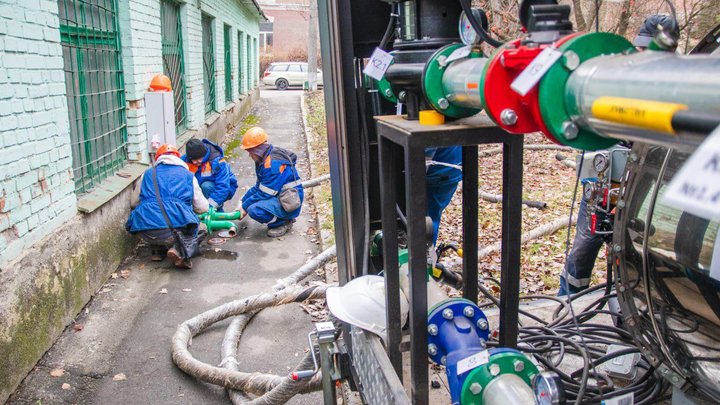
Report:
200,181,229,211
246,198,300,229
427,182,460,246
559,199,606,295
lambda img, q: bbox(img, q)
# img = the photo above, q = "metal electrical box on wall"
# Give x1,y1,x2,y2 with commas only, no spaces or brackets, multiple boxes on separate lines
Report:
145,91,176,153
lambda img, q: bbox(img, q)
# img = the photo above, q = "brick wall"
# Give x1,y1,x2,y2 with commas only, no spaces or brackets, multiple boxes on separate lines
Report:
0,0,77,267
264,9,312,56
117,0,163,163
185,0,261,130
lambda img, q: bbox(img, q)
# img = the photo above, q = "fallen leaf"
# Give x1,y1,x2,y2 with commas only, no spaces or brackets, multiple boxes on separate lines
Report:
119,270,130,279
100,287,112,294
182,288,192,292
72,323,84,332
50,368,65,377
111,273,119,279
61,383,71,390
113,373,127,381
159,288,168,294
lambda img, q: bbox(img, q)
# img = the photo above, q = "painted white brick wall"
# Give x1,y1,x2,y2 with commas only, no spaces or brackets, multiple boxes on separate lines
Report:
184,0,261,129
0,0,261,267
0,0,77,267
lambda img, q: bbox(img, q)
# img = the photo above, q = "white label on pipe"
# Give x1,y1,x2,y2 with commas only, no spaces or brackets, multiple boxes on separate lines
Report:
663,125,720,221
663,125,720,281
510,47,563,96
601,392,634,405
457,350,489,375
445,45,472,65
363,48,394,81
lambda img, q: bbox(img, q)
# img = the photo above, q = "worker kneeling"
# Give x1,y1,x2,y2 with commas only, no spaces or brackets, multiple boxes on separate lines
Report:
183,138,239,211
238,127,304,238
126,145,209,269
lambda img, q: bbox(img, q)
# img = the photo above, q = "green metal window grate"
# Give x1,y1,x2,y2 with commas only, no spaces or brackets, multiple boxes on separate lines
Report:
253,38,258,86
224,24,232,103
202,14,216,115
160,0,187,132
58,0,127,194
246,35,252,92
237,31,244,95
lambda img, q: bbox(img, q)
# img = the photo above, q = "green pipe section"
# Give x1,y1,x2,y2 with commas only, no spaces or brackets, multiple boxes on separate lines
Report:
205,219,238,234
423,43,486,118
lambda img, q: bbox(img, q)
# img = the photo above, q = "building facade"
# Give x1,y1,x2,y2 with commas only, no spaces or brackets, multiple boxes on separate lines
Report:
257,0,312,57
0,0,264,401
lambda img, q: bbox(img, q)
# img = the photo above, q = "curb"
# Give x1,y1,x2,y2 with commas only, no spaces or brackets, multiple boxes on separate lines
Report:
300,92,328,251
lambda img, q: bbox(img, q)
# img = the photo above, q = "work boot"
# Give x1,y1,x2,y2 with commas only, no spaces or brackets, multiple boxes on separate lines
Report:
267,221,293,238
166,248,184,267
150,248,165,262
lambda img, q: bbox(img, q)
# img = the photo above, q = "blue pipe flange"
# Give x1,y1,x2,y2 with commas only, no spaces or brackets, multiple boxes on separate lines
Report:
427,298,490,365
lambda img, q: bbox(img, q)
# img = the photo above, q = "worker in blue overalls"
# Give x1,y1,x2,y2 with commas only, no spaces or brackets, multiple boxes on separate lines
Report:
183,138,239,211
426,146,463,246
238,127,304,238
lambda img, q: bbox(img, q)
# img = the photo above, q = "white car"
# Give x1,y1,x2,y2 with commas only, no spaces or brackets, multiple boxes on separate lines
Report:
262,62,323,90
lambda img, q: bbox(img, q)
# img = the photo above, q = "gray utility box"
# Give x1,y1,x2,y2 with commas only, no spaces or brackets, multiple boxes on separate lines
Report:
145,91,176,153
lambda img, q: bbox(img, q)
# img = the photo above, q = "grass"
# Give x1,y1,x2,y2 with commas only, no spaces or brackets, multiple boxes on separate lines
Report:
225,114,261,158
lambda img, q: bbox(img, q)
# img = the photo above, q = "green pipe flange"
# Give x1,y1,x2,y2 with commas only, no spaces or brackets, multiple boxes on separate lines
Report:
423,43,484,118
376,75,398,104
538,32,635,151
460,350,539,405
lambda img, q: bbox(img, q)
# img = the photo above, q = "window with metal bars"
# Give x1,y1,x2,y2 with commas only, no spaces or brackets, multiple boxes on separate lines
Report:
246,35,252,92
237,31,244,95
223,24,232,103
58,0,127,194
160,0,187,132
253,38,258,85
202,14,216,115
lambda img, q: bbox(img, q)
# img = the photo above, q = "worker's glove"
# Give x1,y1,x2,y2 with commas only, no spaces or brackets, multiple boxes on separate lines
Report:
208,198,219,209
238,207,247,220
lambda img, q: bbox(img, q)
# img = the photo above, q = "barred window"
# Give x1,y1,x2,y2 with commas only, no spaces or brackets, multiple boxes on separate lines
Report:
224,24,232,103
161,0,187,132
202,14,216,115
58,0,127,194
237,31,244,95
246,35,252,92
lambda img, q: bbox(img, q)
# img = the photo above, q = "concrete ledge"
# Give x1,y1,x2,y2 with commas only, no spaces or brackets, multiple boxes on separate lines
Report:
0,179,136,402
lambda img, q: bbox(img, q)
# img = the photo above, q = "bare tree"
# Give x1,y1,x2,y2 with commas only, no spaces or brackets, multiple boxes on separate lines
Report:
307,0,319,91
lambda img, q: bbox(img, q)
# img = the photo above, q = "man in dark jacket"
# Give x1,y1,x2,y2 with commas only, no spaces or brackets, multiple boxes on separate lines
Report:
127,144,209,268
238,127,304,237
183,138,239,211
426,146,462,246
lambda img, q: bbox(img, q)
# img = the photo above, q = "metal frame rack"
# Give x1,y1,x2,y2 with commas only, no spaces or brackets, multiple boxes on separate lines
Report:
376,114,524,404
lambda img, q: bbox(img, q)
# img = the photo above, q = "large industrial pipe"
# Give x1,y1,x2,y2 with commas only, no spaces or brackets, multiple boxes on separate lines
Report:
441,57,487,110
566,51,720,149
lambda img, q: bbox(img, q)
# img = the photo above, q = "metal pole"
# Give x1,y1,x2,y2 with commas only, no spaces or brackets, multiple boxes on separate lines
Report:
379,136,403,378
405,145,429,405
499,136,524,348
462,145,479,304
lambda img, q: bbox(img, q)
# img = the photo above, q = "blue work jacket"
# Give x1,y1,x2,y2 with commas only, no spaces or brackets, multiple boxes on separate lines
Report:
241,145,304,212
426,146,463,187
182,139,238,206
126,164,199,233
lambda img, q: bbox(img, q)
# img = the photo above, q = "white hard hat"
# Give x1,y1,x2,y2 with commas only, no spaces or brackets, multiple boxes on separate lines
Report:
326,275,409,344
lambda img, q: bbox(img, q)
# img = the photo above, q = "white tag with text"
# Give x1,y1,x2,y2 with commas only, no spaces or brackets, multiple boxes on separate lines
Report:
363,48,394,81
457,350,489,375
510,47,563,96
445,45,472,65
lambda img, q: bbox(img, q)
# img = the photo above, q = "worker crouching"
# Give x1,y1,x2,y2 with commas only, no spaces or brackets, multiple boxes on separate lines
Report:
126,144,209,268
183,138,239,211
238,127,304,238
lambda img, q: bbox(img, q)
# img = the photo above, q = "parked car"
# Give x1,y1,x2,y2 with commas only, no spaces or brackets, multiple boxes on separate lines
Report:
262,62,323,90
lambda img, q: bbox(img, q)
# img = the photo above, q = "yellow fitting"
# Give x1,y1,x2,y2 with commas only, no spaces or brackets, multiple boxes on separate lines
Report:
419,110,445,126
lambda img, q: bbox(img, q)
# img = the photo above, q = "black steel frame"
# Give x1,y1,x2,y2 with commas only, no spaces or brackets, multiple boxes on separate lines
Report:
376,114,524,405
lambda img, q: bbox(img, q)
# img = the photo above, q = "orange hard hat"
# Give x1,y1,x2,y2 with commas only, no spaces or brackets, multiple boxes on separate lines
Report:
241,127,269,150
149,74,172,92
156,144,180,160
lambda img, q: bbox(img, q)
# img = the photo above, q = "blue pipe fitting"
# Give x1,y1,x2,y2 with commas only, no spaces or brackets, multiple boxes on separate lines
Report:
427,298,490,404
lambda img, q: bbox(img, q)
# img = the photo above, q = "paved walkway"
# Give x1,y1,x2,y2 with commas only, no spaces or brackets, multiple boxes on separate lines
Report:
9,90,323,405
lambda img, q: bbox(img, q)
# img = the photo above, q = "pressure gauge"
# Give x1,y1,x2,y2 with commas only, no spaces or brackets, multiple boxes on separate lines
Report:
458,9,489,46
593,153,609,173
459,11,480,45
532,371,565,405
583,182,595,201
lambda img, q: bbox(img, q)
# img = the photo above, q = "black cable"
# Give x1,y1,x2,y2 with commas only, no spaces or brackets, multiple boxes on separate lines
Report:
379,3,398,50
